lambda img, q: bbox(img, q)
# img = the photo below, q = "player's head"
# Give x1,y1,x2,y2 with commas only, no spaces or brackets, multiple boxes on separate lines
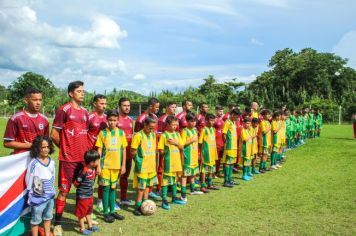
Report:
199,102,209,114
251,102,258,111
166,101,177,115
166,115,178,131
92,94,106,114
205,113,216,127
24,88,43,113
68,81,84,103
272,110,281,120
230,108,241,121
106,109,118,129
244,117,252,128
143,116,157,134
215,105,224,117
84,149,100,168
182,100,193,112
147,97,160,114
228,104,237,111
118,97,130,115
252,118,259,127
30,135,55,159
244,107,252,115
186,112,196,128
261,109,271,119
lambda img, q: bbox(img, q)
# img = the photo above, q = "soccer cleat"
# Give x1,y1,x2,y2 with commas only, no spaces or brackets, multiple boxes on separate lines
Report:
114,202,121,211
230,180,240,185
242,175,251,181
162,201,171,210
133,208,142,216
259,169,266,174
148,191,161,200
80,229,93,235
247,171,253,177
172,198,187,205
53,225,63,236
276,164,282,168
223,182,233,188
121,199,133,206
190,190,204,195
207,185,220,190
252,168,260,174
103,214,115,223
111,212,125,220
88,225,99,232
271,165,277,170
200,187,210,193
181,197,188,203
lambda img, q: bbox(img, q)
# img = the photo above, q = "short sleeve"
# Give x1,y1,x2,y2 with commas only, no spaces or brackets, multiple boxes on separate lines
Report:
158,134,166,150
222,121,229,134
95,131,104,148
52,108,66,129
121,131,128,148
177,133,184,146
3,117,17,141
181,130,187,145
241,129,247,142
198,129,204,144
131,133,141,149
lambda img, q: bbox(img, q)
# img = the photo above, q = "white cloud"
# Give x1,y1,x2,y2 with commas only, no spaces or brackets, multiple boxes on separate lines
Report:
332,30,356,67
251,38,264,46
133,74,146,80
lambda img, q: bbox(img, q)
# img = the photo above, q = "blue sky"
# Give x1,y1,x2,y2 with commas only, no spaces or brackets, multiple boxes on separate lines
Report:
0,0,355,94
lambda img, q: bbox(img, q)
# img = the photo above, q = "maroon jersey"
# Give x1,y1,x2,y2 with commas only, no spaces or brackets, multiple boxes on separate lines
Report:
176,111,188,132
134,112,158,133
118,114,133,143
3,111,49,154
223,113,230,122
87,112,107,148
53,103,89,162
157,114,169,135
196,113,206,134
214,116,224,149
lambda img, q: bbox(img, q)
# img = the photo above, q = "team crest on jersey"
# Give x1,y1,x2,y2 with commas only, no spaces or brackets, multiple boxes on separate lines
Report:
69,115,75,120
210,136,215,141
147,140,152,149
111,137,117,145
39,123,44,130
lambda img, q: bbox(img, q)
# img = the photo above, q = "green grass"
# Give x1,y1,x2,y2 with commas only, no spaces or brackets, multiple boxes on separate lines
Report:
1,118,355,235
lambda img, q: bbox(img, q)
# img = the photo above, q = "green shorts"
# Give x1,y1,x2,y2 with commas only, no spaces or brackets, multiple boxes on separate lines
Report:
162,173,178,186
201,163,216,174
133,172,158,190
183,166,200,177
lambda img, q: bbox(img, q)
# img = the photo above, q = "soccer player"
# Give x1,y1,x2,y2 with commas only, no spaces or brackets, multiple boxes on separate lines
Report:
3,88,49,154
196,102,209,134
51,81,89,236
222,108,240,187
87,95,107,148
199,113,219,192
181,112,203,197
240,118,253,181
158,115,186,209
251,102,260,119
259,109,271,173
314,109,323,138
223,104,237,122
214,105,225,177
251,118,260,175
271,111,282,170
95,109,126,223
176,100,193,132
117,97,134,206
131,117,158,216
308,108,315,139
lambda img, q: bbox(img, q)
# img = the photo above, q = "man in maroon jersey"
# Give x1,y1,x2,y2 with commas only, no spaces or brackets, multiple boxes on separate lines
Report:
117,97,134,206
3,88,49,154
223,104,237,122
196,102,209,134
214,105,225,177
134,97,160,199
51,81,89,236
176,100,193,132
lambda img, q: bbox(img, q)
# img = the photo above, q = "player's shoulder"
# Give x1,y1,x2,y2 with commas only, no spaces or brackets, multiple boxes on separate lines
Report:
80,106,88,113
60,102,72,112
136,113,147,123
10,111,25,121
38,113,49,122
88,112,97,120
176,112,184,119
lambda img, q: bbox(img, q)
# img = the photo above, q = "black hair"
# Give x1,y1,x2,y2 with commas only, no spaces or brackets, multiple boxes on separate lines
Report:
118,97,130,106
106,109,118,118
68,81,84,94
244,117,252,123
244,107,252,113
182,100,192,107
205,113,215,120
166,115,178,125
167,101,177,107
92,94,106,103
230,108,241,116
144,116,157,125
186,112,196,122
30,135,55,158
272,111,281,119
25,88,42,97
228,104,237,109
260,109,270,116
199,102,208,109
215,105,223,111
84,149,100,165
148,97,159,106
252,118,259,124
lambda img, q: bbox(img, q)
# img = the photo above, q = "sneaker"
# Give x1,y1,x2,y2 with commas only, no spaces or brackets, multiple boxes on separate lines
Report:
181,197,188,203
133,208,142,216
114,202,121,211
259,169,266,174
230,180,240,185
223,182,233,188
80,229,93,235
190,190,204,195
172,198,187,205
271,165,277,170
111,212,125,220
103,214,115,223
200,187,209,193
207,185,220,190
162,201,170,210
148,191,161,200
88,225,99,232
276,164,282,168
242,175,251,181
121,199,133,206
53,225,63,236
252,169,260,174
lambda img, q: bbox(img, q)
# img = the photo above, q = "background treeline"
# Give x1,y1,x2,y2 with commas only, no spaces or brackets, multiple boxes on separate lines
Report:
0,48,355,122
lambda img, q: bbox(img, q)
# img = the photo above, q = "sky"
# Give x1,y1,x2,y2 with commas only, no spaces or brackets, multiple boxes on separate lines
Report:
0,0,355,94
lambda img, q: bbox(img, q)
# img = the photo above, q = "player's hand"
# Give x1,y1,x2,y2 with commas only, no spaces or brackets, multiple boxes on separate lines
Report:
121,167,126,175
96,166,101,176
168,138,178,146
191,136,198,142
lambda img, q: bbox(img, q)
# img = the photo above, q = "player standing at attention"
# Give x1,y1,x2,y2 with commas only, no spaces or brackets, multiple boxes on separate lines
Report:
240,118,254,181
117,97,134,207
271,111,282,170
3,88,49,154
176,100,193,132
259,110,271,173
251,102,260,119
196,103,209,134
51,81,89,236
251,118,260,175
214,105,225,178
223,104,237,122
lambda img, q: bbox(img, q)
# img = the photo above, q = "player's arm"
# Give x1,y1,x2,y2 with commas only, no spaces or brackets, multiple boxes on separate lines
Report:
120,134,128,175
222,121,229,143
158,135,165,156
130,133,141,158
3,118,32,150
50,128,60,147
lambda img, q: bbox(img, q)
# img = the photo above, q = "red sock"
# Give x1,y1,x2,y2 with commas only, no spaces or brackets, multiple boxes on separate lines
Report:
55,198,66,214
216,159,221,173
98,185,103,199
120,176,128,200
149,186,153,193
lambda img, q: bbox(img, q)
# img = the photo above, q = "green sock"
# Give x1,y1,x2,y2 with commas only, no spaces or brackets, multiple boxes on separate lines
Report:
172,183,177,198
201,182,207,188
103,186,110,214
135,201,142,210
190,183,195,191
109,188,116,213
207,177,213,186
182,186,187,198
229,165,233,182
224,166,229,183
271,152,275,166
162,186,168,201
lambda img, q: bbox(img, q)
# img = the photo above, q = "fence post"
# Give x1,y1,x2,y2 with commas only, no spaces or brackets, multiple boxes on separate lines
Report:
338,105,342,125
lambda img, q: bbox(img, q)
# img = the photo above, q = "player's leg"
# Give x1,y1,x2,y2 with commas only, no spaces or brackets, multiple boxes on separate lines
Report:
200,166,209,193
120,156,132,206
109,170,124,220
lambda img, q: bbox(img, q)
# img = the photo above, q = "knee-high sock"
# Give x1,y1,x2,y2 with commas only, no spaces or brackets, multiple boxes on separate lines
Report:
172,183,177,199
109,188,116,214
162,186,168,201
54,198,66,225
103,186,110,214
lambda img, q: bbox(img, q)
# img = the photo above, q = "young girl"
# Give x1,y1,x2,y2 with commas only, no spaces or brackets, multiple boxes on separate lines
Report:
26,135,56,236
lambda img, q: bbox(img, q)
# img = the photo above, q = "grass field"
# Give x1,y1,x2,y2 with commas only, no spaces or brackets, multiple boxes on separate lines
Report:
1,118,355,235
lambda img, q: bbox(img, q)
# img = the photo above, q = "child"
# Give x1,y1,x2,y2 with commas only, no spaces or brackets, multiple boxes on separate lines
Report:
271,111,282,170
131,117,158,216
181,112,204,196
74,150,100,235
158,115,186,210
222,108,240,187
259,110,271,173
314,109,323,138
251,118,260,175
96,109,126,222
240,118,253,181
279,112,287,163
26,136,56,236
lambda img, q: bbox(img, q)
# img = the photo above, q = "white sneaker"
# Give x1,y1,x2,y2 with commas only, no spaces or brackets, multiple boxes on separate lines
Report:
190,190,204,195
271,165,277,170
276,164,282,168
181,197,188,202
53,225,63,236
96,200,103,212
115,202,121,211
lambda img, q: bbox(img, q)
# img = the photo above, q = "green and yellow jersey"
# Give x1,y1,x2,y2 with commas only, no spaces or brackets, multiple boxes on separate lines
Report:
131,130,157,174
181,127,199,169
251,126,259,155
198,126,218,165
240,127,253,159
158,131,183,175
222,119,237,150
271,120,282,148
260,120,272,148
